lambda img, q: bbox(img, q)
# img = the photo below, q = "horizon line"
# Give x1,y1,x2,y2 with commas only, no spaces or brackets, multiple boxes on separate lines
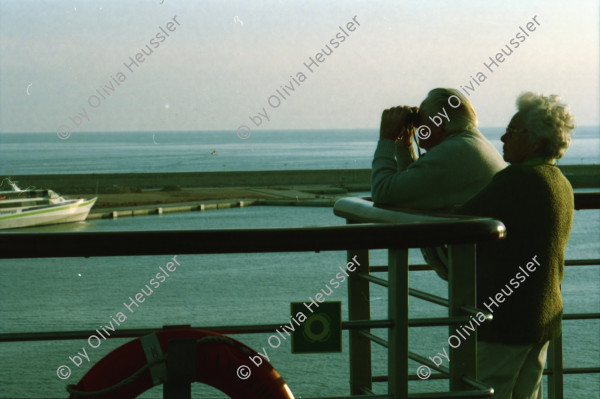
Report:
2,126,599,134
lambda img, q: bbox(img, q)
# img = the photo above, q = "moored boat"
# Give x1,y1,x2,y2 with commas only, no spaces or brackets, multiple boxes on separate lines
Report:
0,179,96,230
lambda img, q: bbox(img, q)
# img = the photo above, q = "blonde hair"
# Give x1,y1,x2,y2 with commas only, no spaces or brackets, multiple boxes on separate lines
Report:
517,92,575,159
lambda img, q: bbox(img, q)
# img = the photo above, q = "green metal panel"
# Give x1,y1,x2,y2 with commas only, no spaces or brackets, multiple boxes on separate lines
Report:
291,301,342,354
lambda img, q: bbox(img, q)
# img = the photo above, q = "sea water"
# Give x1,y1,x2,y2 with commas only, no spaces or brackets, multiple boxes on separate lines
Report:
0,127,598,175
0,129,598,398
0,205,598,398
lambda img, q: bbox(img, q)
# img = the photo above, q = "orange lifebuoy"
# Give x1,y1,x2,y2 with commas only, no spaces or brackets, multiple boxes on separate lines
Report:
67,328,294,399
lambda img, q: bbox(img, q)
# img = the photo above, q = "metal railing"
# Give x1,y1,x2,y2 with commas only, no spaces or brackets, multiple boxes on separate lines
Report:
335,197,500,398
334,193,600,399
0,192,598,398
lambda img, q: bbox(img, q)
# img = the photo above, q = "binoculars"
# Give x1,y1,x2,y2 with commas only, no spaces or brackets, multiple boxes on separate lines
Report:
405,109,419,125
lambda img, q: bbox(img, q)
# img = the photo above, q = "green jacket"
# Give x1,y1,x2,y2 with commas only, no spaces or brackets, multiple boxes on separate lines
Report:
456,162,574,344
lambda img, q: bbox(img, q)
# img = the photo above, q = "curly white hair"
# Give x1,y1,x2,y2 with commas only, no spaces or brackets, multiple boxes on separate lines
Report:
517,92,575,159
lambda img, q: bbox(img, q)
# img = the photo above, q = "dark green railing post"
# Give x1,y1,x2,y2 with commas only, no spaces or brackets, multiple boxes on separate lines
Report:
388,248,409,398
548,334,564,399
347,222,372,395
448,243,477,391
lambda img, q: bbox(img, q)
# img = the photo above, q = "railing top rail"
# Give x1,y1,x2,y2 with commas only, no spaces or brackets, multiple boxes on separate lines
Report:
573,192,600,210
334,196,507,225
334,194,600,220
0,213,504,260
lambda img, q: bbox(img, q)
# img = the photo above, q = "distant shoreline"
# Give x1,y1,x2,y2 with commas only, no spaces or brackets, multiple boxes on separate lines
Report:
6,166,600,193
3,167,591,221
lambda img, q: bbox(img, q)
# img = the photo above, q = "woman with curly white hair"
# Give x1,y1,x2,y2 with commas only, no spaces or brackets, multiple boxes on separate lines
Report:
453,92,576,399
501,92,574,163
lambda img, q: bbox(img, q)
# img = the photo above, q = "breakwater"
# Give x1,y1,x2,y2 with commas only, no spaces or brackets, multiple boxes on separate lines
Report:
7,165,599,192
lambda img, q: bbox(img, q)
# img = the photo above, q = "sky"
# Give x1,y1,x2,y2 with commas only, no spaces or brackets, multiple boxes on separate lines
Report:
0,0,598,134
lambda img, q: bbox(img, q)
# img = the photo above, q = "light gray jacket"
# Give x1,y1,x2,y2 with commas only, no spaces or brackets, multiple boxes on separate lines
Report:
371,129,507,211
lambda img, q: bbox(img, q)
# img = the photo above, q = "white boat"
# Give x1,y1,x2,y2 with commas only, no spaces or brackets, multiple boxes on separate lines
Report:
0,179,97,230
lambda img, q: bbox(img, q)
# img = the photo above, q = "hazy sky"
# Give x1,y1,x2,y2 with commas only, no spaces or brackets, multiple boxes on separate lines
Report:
0,0,598,134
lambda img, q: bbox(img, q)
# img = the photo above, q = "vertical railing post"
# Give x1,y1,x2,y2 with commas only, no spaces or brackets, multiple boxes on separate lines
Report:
447,243,477,391
163,338,196,399
347,220,372,394
388,248,409,398
548,334,564,399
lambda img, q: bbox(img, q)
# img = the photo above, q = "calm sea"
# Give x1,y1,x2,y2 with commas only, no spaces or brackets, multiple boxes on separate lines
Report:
0,129,598,398
0,127,598,175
